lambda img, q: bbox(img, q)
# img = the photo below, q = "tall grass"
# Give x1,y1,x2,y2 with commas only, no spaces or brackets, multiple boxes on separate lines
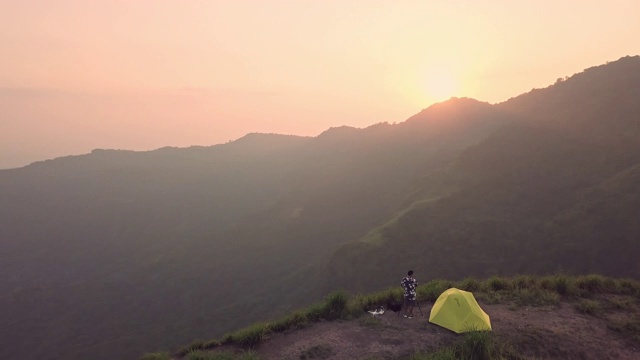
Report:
185,351,235,360
459,331,492,360
418,280,454,302
169,274,640,359
574,299,602,315
230,323,269,348
410,331,498,360
347,288,403,316
484,276,513,292
457,277,481,292
177,340,206,356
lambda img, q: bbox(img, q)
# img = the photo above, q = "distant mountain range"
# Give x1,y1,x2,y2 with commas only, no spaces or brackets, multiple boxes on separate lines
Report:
1,56,639,360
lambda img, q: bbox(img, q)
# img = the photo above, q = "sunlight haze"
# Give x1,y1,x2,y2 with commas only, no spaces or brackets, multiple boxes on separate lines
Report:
1,0,639,168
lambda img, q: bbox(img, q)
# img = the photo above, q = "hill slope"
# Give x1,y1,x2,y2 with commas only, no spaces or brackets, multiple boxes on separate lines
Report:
155,275,640,360
323,56,640,293
1,56,639,360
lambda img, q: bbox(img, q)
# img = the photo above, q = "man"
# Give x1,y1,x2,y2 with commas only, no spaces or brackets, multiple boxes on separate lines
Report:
401,270,418,319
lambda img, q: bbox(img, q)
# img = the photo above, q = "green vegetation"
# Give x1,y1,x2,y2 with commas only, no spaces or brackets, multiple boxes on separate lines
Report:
574,300,602,315
139,352,171,360
409,331,521,360
4,56,640,360
183,351,258,360
163,274,640,359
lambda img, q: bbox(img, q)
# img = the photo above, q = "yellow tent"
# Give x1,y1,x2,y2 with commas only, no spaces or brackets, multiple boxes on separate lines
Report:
429,288,491,333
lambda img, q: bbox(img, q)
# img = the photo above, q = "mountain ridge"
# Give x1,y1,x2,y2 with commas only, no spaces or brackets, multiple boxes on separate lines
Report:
1,56,639,360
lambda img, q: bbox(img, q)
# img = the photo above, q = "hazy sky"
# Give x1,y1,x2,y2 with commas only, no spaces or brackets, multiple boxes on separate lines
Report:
1,0,639,169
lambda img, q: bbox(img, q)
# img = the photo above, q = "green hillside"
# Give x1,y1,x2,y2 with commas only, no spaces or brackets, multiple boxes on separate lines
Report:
1,56,639,360
143,274,640,360
323,56,640,294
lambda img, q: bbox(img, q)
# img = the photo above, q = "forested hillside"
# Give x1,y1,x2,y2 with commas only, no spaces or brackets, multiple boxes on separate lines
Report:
1,56,639,360
324,56,640,292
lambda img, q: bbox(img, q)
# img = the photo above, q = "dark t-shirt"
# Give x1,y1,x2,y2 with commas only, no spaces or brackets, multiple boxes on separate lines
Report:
401,276,417,300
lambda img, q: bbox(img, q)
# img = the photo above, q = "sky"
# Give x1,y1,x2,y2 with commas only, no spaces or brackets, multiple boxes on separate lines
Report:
1,0,639,169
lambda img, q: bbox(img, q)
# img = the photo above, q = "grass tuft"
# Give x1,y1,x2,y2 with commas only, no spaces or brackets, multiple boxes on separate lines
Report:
268,310,308,333
618,279,640,297
323,291,349,320
230,323,269,348
575,274,610,293
460,330,492,360
574,300,602,316
457,277,481,292
139,352,171,360
513,288,560,307
348,288,403,317
186,350,235,360
512,275,538,290
418,280,453,302
178,340,206,356
485,276,513,292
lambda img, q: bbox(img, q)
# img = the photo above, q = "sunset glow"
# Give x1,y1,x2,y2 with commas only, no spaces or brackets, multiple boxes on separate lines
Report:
1,1,639,168
423,67,459,103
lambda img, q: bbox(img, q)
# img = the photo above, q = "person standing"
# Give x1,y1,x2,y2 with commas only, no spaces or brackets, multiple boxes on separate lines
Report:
401,270,418,319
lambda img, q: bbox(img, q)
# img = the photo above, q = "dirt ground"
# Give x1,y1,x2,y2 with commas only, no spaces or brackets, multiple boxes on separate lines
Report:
248,301,640,360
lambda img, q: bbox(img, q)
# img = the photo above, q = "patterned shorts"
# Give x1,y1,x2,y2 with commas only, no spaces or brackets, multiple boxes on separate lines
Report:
404,298,416,306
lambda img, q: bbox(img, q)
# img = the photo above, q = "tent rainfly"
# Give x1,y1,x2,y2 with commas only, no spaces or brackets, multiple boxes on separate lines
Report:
429,288,491,333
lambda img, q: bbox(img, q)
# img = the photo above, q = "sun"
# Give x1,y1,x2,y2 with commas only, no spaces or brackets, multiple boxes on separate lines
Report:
423,67,459,103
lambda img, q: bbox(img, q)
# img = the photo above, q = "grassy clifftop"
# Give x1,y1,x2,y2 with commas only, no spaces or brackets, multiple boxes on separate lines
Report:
142,274,640,360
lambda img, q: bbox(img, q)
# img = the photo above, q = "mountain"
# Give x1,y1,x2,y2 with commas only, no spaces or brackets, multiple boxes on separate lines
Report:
1,56,639,360
323,56,640,293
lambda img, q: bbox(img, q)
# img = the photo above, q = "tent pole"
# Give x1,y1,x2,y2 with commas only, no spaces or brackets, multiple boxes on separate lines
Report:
416,299,424,316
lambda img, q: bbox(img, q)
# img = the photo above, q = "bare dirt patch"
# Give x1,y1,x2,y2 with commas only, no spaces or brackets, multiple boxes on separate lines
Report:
251,301,640,360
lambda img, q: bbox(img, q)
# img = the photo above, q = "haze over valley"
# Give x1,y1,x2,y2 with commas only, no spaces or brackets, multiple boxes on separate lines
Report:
2,56,640,360
2,2,640,359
